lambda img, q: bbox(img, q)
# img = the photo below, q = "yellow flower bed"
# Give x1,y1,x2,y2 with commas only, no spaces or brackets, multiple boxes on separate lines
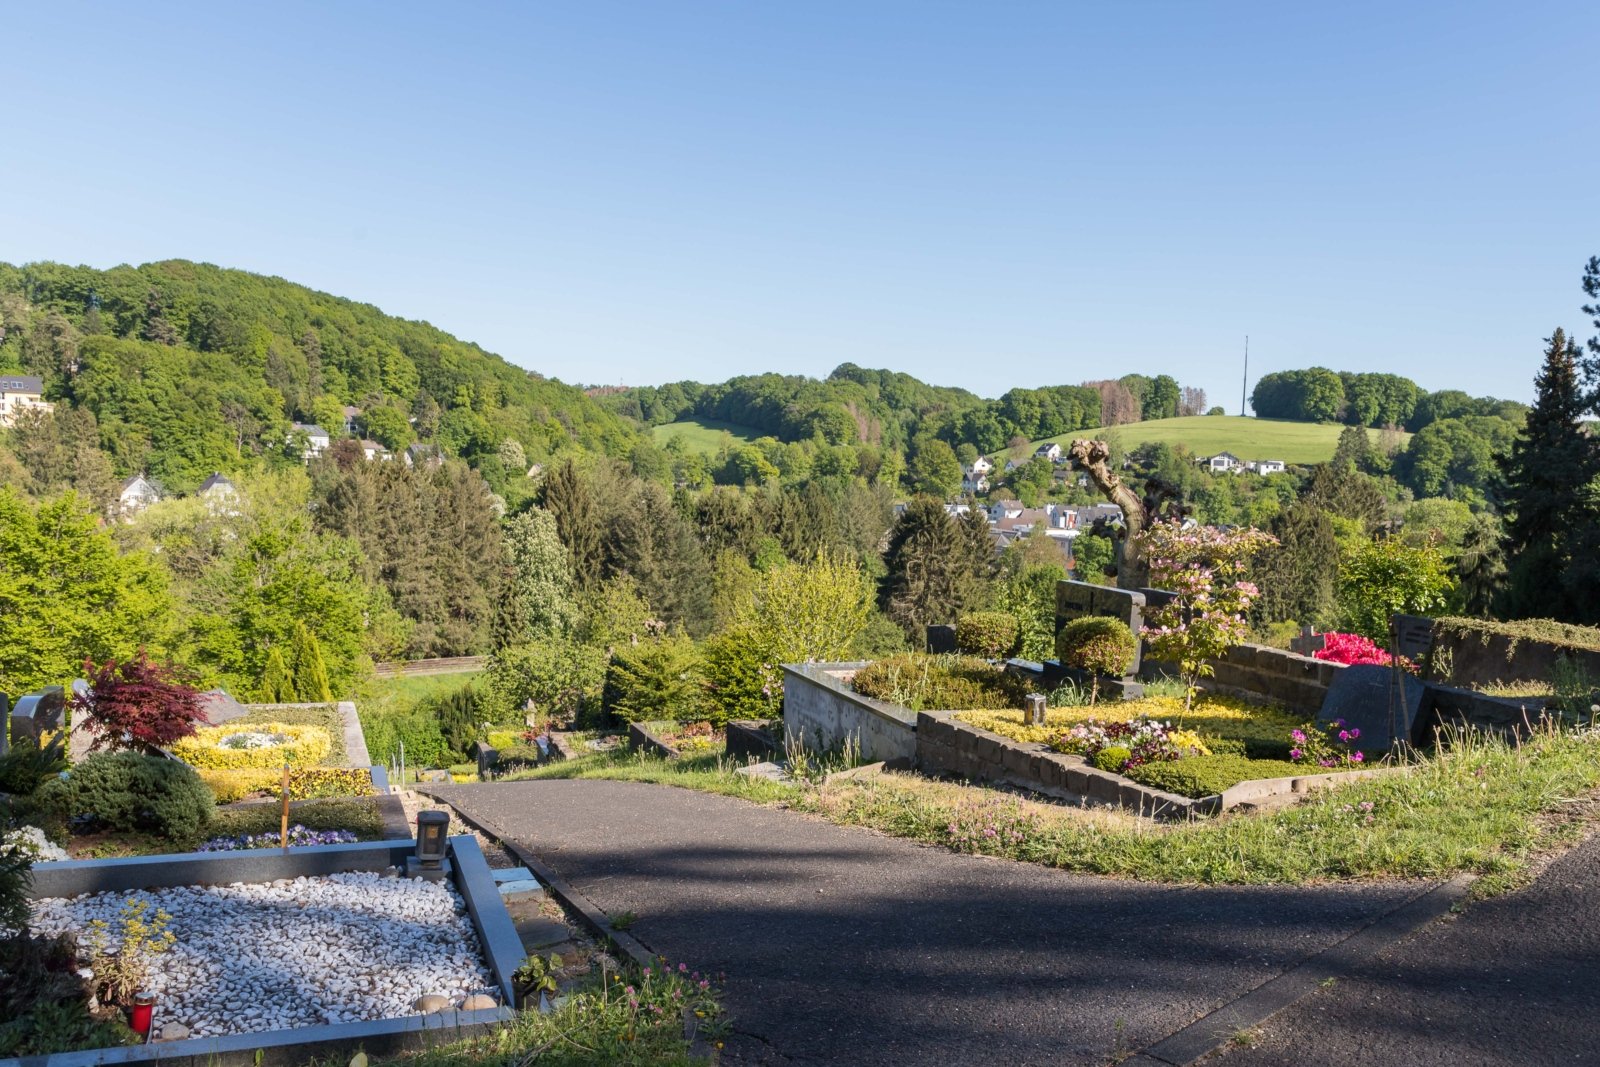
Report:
957,694,1302,749
197,766,376,804
173,722,331,770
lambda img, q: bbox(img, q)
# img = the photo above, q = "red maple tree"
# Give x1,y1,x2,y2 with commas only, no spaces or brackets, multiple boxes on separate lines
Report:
73,652,210,752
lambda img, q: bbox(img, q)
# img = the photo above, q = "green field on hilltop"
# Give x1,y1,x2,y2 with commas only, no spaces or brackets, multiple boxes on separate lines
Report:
1035,415,1406,465
651,417,763,454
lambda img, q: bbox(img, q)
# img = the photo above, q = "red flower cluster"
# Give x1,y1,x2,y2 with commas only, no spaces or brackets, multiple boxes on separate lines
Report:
1312,632,1395,667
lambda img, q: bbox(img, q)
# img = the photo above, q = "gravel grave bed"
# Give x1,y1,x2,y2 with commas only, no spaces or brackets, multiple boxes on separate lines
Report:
32,873,497,1038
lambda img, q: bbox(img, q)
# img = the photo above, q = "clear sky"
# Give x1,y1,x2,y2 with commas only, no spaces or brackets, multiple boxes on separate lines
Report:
4,1,1596,408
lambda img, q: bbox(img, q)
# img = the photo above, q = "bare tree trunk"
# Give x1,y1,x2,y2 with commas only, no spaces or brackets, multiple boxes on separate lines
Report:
1068,439,1148,590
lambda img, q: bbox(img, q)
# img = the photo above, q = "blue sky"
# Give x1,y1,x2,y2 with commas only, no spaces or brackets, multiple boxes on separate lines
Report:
4,1,1596,407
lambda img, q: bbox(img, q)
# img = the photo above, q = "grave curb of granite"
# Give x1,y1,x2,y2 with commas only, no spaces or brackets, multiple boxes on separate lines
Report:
413,786,655,969
6,836,520,1067
1133,873,1475,1066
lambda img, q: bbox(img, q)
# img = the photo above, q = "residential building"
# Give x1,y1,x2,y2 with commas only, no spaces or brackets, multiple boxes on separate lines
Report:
197,472,240,515
290,422,331,461
117,474,162,520
988,500,1026,522
1033,442,1064,463
1204,451,1244,473
404,442,442,469
0,375,52,427
359,439,392,462
1253,459,1287,475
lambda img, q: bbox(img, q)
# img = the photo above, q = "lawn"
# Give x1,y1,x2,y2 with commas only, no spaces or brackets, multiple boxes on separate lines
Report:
650,417,763,455
1032,415,1407,465
360,670,484,717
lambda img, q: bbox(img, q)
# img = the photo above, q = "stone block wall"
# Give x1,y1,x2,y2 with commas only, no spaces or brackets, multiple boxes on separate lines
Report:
1193,643,1343,716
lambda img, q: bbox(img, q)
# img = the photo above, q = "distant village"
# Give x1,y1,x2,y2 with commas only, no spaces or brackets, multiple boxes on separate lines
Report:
941,442,1291,566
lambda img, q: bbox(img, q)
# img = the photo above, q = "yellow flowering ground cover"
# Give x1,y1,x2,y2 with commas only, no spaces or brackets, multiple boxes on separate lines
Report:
172,722,332,770
957,694,1303,753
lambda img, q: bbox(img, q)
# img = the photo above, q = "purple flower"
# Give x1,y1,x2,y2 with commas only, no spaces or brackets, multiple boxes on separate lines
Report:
1291,729,1306,743
1289,748,1303,760
1338,730,1350,742
1351,751,1364,763
1348,728,1360,740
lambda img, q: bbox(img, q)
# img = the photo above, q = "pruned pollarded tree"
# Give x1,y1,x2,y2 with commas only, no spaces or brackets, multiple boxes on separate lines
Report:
1067,439,1148,589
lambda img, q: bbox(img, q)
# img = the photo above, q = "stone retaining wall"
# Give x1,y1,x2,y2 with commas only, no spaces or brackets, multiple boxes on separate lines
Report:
781,663,918,764
1194,643,1343,715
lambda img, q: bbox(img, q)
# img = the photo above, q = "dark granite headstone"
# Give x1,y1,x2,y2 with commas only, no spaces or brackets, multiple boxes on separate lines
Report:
470,740,499,779
925,624,957,654
11,686,64,745
1317,664,1428,751
1391,614,1435,663
1055,580,1148,674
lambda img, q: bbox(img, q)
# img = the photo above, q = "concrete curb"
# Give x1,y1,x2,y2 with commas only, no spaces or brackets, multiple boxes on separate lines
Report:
416,786,658,969
1134,873,1475,1065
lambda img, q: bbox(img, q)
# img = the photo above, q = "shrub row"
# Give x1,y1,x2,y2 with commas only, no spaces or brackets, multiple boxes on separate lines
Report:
172,723,331,770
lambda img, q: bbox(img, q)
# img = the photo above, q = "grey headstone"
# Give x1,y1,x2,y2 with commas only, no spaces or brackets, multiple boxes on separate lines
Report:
471,740,499,778
11,686,64,745
1289,626,1326,657
1317,664,1428,751
198,689,249,724
1391,614,1435,662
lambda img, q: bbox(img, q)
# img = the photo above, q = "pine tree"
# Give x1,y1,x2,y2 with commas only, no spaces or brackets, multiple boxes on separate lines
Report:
1500,328,1599,620
959,501,998,603
260,646,295,702
290,622,334,702
1251,501,1339,627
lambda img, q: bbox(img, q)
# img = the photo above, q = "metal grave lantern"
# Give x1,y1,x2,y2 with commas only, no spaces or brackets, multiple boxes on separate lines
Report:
407,809,452,881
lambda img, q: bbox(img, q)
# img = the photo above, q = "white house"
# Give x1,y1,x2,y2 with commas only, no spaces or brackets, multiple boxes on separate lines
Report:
1254,459,1287,475
404,442,442,469
0,375,52,427
968,455,994,475
197,472,240,515
290,422,331,461
988,499,1026,522
1033,442,1064,463
1205,451,1244,473
117,474,162,520
359,439,392,462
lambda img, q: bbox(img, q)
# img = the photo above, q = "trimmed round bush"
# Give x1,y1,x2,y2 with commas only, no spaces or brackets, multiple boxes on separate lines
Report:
172,722,331,770
1091,745,1133,773
1056,617,1139,678
66,752,215,841
955,612,1023,660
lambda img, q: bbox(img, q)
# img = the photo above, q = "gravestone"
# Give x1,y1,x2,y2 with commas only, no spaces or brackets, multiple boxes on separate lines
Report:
1024,693,1047,727
925,624,957,654
1391,614,1435,664
1289,626,1326,657
1317,665,1428,751
470,740,499,780
1055,580,1147,674
11,686,64,746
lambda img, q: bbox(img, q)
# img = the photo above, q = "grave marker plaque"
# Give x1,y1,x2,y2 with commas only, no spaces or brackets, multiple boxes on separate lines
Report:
10,686,64,746
1391,614,1435,664
1317,665,1428,751
1055,580,1147,674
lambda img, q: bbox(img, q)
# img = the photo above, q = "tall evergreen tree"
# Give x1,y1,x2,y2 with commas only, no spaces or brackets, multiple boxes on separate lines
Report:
1499,328,1599,620
494,507,578,649
289,622,334,702
542,459,603,589
260,646,294,702
958,501,998,603
1252,500,1339,626
880,497,975,639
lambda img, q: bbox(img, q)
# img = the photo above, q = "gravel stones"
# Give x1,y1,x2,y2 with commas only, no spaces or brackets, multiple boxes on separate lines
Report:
31,873,497,1038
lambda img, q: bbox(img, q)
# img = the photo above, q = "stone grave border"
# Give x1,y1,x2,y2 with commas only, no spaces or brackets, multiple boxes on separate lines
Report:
6,836,522,1067
915,710,1403,819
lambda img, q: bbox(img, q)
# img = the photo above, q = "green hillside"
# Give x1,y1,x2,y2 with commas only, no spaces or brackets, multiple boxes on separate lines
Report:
651,417,762,455
1035,416,1408,465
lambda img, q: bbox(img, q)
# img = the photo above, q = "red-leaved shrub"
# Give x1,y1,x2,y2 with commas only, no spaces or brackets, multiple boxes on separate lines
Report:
73,652,210,752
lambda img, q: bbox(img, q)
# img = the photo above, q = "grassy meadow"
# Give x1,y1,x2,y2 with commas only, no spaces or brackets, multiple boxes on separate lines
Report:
1034,415,1407,465
650,417,763,455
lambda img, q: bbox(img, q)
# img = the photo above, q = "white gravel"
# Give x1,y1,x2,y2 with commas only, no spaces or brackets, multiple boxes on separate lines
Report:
31,872,497,1037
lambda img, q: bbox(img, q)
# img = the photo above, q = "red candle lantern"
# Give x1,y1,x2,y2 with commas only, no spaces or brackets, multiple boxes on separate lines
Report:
130,992,156,1040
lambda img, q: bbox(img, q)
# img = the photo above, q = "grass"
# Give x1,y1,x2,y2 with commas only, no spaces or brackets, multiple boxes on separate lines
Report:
650,417,762,455
1031,415,1408,465
502,723,1600,886
362,670,485,714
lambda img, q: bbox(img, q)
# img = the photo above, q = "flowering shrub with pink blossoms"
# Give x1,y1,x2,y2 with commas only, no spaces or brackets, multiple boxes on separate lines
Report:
1311,631,1419,673
1137,522,1278,710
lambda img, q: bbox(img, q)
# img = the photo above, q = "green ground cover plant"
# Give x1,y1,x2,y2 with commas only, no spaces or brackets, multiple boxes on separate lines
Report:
501,721,1600,886
958,694,1302,757
233,703,350,765
851,654,1031,711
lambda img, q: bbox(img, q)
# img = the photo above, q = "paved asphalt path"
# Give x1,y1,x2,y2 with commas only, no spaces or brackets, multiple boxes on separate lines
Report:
1212,831,1600,1067
432,780,1435,1066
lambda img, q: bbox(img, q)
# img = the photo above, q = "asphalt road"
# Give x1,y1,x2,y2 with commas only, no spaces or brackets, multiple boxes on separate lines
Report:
1212,831,1600,1067
430,779,1433,1066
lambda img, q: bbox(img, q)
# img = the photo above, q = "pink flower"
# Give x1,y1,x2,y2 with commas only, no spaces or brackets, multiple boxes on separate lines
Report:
1351,751,1364,763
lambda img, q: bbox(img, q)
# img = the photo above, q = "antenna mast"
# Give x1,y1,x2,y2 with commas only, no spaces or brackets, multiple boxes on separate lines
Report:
1241,335,1249,416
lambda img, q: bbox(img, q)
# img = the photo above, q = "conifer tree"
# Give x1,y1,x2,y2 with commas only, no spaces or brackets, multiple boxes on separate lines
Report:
542,459,604,589
880,497,975,639
260,646,295,702
1500,328,1599,620
290,622,334,702
959,501,998,603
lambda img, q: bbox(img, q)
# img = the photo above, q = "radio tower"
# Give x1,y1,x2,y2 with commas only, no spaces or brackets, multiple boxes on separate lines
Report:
1240,336,1249,417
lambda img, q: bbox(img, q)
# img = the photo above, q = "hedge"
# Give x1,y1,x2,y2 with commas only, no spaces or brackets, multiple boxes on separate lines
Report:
852,654,1031,712
955,612,1022,660
172,723,332,770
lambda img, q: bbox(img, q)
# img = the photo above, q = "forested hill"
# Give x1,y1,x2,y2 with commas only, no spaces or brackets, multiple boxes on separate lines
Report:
0,260,637,492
